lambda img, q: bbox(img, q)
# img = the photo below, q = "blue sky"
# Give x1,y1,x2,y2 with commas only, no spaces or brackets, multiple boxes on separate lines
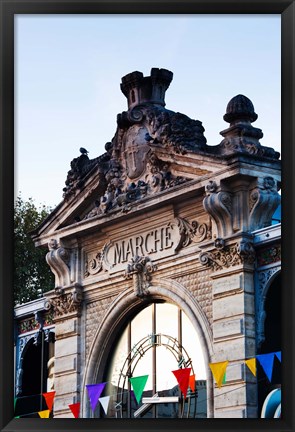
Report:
15,14,281,209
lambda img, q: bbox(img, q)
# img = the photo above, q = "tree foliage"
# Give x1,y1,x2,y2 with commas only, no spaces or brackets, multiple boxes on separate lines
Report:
14,194,55,305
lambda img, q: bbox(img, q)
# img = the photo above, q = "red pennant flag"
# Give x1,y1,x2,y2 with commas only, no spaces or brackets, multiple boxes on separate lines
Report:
43,391,56,411
69,402,80,418
172,368,191,399
189,374,196,392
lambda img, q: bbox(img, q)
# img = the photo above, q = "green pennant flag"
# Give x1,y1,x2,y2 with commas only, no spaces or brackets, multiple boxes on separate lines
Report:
129,375,149,404
14,398,20,418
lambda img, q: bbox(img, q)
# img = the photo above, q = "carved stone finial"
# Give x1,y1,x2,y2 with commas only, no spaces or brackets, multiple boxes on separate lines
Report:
223,94,258,125
219,94,279,159
124,256,157,298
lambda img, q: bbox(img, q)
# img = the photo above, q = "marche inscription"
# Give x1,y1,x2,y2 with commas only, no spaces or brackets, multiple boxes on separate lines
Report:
85,221,183,275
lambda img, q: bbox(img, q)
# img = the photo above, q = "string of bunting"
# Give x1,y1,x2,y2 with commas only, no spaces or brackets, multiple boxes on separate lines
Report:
14,350,281,418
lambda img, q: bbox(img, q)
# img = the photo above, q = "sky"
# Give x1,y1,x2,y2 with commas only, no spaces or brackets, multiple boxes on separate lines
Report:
15,14,281,209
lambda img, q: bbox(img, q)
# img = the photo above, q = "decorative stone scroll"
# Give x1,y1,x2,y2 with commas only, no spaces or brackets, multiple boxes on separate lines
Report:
46,239,71,287
175,217,212,251
199,240,255,271
124,256,157,298
203,182,233,238
44,284,83,318
249,176,281,231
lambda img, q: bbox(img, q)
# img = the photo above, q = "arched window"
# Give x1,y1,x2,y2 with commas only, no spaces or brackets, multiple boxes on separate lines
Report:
99,301,207,418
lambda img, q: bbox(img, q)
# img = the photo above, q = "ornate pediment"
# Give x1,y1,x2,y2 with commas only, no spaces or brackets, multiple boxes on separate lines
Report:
31,68,281,239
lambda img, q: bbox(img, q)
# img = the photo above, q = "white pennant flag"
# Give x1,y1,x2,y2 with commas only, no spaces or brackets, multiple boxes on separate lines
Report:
99,396,110,415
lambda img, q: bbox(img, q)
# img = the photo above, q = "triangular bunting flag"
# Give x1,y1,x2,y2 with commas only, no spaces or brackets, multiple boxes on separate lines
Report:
222,372,226,384
189,374,195,392
99,395,110,415
245,358,256,376
172,368,191,399
129,375,149,404
43,391,56,411
86,382,107,412
256,353,275,381
38,409,50,418
275,351,281,362
69,402,80,418
209,361,229,388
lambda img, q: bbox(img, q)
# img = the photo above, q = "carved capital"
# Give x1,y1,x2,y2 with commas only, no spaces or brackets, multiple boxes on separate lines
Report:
45,283,83,318
124,256,157,298
199,240,255,271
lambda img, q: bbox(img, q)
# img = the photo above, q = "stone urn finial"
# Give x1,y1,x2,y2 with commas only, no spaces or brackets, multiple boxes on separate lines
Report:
223,94,258,125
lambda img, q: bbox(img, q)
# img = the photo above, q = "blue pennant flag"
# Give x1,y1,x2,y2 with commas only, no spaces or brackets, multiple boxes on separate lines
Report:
256,353,275,382
275,351,281,362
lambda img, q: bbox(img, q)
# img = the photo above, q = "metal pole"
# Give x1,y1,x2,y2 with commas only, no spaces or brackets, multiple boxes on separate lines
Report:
152,304,156,418
40,330,44,412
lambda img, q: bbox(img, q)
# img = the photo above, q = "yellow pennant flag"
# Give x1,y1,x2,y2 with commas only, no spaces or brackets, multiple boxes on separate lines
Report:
209,361,229,388
245,358,256,376
38,410,51,418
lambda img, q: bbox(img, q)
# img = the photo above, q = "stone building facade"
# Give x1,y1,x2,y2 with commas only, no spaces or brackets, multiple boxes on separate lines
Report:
15,68,281,419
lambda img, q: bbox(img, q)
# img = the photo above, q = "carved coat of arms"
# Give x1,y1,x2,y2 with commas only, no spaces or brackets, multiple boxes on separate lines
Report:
123,125,151,179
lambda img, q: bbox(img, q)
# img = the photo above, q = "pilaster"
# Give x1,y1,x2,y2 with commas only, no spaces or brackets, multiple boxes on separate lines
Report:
199,237,257,417
44,284,83,417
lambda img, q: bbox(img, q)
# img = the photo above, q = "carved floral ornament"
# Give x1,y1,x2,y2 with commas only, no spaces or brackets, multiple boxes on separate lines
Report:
199,239,255,271
44,284,83,318
124,255,157,298
84,217,212,277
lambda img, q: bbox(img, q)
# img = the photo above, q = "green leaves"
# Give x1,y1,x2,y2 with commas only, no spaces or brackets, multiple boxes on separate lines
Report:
14,194,55,305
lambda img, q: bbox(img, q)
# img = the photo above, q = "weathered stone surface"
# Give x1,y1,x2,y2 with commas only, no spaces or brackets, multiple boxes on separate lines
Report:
212,274,243,296
213,318,244,340
176,269,213,325
55,335,79,357
85,296,117,358
55,318,78,338
54,372,80,394
213,337,256,362
213,292,255,321
54,353,79,375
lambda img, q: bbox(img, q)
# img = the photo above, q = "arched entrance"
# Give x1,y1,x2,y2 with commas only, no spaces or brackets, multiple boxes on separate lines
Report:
257,271,281,414
82,279,213,418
